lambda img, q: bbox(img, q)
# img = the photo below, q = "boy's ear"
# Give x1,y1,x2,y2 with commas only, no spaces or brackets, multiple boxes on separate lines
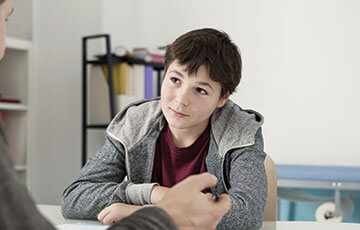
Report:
217,91,230,108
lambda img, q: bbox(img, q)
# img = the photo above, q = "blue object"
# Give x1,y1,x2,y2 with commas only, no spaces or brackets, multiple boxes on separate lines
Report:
277,165,360,182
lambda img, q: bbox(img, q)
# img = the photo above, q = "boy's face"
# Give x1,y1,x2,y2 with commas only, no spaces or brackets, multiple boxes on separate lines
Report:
161,60,229,133
0,0,13,61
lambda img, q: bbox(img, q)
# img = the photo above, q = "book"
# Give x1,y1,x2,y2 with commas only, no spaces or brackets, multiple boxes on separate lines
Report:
89,66,111,124
89,65,138,124
127,65,135,96
101,64,119,95
144,66,154,99
131,48,148,60
101,63,128,95
132,48,165,64
144,53,165,64
0,95,21,103
133,64,145,100
153,69,159,98
118,63,128,94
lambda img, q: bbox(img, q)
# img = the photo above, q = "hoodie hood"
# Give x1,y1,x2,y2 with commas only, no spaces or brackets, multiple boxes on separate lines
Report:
211,99,264,156
107,98,163,152
107,98,264,156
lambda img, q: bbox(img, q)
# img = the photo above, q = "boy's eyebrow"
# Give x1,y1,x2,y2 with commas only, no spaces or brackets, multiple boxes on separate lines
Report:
170,70,184,77
196,81,214,91
169,70,214,91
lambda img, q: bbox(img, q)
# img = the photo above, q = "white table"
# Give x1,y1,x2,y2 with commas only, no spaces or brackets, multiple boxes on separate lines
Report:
37,204,360,230
261,221,359,230
37,204,103,226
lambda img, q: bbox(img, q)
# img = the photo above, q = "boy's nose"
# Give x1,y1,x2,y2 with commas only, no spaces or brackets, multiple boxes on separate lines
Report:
176,89,190,106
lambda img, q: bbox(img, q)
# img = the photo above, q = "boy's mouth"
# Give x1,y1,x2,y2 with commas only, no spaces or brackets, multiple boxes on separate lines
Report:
169,108,188,118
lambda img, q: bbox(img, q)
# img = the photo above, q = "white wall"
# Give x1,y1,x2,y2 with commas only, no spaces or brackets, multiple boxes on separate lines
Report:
32,0,102,204
6,0,32,40
31,0,360,204
103,0,360,166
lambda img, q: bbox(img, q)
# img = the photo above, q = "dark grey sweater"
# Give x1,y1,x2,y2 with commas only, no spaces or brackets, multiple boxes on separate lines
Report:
0,126,177,230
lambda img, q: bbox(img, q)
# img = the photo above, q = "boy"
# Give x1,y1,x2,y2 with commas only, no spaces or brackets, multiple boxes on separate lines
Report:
62,28,267,229
0,1,230,229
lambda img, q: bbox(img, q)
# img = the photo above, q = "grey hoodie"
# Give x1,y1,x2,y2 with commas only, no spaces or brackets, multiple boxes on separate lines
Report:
62,98,267,230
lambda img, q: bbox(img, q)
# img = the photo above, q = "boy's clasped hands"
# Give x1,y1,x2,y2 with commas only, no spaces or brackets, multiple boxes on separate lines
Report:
98,173,231,229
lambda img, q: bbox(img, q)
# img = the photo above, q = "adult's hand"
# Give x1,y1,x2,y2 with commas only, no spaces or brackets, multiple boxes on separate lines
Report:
97,203,142,225
157,173,231,230
150,185,170,204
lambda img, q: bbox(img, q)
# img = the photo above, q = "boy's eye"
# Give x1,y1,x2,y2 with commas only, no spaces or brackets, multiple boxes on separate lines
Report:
197,88,208,95
170,77,180,84
5,18,9,22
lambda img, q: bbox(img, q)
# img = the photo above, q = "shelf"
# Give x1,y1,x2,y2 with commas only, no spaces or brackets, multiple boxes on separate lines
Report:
82,34,165,166
87,125,108,129
5,36,33,51
0,102,28,111
87,56,164,70
14,165,27,171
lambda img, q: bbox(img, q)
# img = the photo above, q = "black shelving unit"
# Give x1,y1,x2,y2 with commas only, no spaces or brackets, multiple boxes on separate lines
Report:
82,34,164,166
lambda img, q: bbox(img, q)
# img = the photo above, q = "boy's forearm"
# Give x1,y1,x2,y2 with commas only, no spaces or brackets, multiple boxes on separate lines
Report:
61,180,131,219
62,136,130,219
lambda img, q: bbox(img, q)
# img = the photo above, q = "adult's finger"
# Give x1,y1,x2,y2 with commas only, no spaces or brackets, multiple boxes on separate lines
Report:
185,173,218,192
204,193,213,200
215,194,231,213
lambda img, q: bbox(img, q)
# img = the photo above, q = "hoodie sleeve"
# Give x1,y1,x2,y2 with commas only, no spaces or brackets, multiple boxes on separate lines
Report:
217,128,267,230
61,135,158,219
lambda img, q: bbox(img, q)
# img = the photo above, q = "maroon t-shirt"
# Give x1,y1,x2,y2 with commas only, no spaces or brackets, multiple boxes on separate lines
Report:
151,122,210,187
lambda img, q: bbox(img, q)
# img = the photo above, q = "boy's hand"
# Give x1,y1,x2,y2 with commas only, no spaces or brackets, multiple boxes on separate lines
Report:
150,185,170,204
157,173,231,229
97,203,142,225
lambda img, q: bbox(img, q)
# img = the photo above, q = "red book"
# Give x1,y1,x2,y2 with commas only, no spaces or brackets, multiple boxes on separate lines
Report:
145,53,165,64
0,96,21,103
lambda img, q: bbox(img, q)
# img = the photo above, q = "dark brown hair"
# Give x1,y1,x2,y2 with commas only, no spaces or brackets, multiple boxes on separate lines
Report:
0,0,6,5
164,28,242,98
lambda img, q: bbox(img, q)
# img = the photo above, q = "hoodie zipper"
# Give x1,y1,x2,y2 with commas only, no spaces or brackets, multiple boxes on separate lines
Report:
107,132,131,182
109,131,255,191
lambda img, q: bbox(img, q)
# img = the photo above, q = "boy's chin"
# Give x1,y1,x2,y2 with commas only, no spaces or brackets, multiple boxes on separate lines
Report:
167,119,190,129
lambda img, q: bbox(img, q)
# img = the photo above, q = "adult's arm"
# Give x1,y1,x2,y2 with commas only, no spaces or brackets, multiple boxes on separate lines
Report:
0,131,55,230
61,136,158,219
217,128,267,230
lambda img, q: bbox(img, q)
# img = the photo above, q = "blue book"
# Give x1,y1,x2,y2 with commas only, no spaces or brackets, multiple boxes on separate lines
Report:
144,66,154,99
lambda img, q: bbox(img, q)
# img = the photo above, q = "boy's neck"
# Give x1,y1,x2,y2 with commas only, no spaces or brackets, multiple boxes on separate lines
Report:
168,120,209,148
